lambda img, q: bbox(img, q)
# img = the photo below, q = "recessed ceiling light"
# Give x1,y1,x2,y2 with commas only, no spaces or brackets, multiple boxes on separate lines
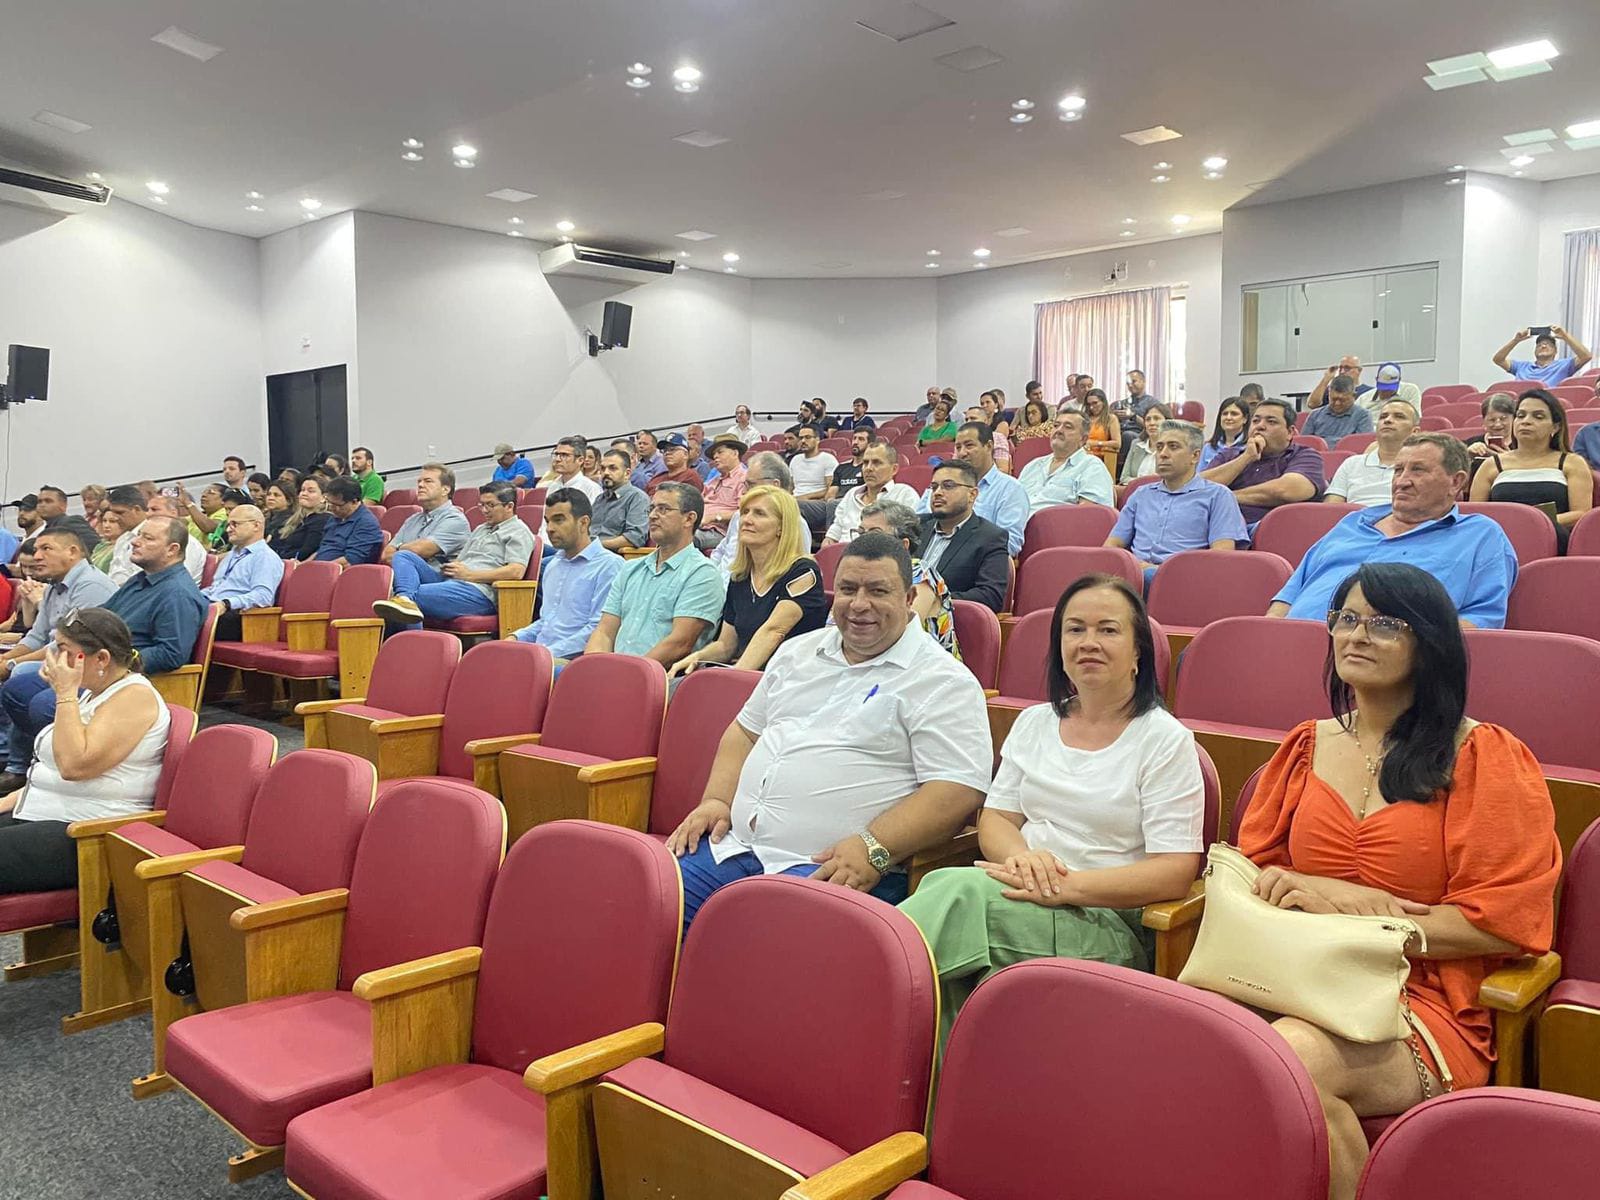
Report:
402,138,423,149
972,247,991,258
556,220,576,233
300,197,323,211
508,216,524,225
454,158,476,168
1486,39,1558,70
487,188,536,203
1059,110,1082,122
402,151,423,162
676,229,717,240
1011,99,1035,111
1509,154,1536,167
1170,214,1191,226
994,226,1031,237
673,65,702,82
1009,112,1032,124
451,143,478,159
722,251,740,263
1151,175,1170,184
673,129,731,148
245,190,262,199
926,249,941,256
925,261,940,268
1122,125,1183,146
149,195,167,205
245,204,263,212
1567,118,1600,139
146,180,170,195
724,266,737,273
1120,230,1135,238
1450,164,1465,171
85,171,103,182
33,109,92,134
674,80,700,93
559,235,572,242
1122,217,1137,225
507,230,524,238
1501,143,1552,158
1058,94,1086,111
151,25,223,62
1201,155,1228,171
627,76,651,89
1514,170,1525,176
628,62,652,76
303,211,318,219
974,261,988,269
1153,161,1173,170
678,250,690,258
1446,177,1464,186
1204,171,1223,180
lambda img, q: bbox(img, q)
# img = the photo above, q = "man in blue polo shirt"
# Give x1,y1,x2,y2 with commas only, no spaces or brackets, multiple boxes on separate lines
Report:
1267,433,1517,628
915,421,1029,555
315,478,383,566
1492,325,1592,387
490,442,535,487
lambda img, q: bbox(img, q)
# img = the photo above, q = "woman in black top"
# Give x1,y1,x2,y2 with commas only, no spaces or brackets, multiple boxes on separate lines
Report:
668,485,827,676
267,474,329,561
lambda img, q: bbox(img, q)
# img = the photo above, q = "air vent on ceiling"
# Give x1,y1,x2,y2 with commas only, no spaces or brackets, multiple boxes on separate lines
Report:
0,165,112,214
856,2,955,42
539,242,675,286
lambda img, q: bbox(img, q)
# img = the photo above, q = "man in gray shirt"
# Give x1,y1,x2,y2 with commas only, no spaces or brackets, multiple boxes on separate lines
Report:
381,462,472,571
375,481,534,626
590,449,649,552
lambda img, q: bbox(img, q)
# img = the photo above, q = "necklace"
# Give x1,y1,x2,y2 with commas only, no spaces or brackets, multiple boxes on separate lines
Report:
1347,724,1385,818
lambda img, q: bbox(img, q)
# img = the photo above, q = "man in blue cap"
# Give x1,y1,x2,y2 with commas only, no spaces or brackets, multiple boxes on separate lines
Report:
643,433,704,496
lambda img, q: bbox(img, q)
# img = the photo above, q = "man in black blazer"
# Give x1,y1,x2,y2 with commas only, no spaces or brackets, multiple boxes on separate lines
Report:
916,461,1011,612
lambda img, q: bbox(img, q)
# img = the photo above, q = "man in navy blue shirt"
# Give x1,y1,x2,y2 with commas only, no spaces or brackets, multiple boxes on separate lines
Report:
316,477,384,565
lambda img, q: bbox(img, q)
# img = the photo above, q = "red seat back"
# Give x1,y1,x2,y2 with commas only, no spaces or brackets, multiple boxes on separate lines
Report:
452,486,480,509
463,505,485,529
1293,434,1327,452
1507,559,1600,643
1017,504,1119,563
1175,401,1205,424
239,750,374,895
1229,764,1270,842
1009,436,1052,473
1147,550,1294,630
381,488,417,507
1359,1090,1600,1200
1556,818,1600,985
1421,385,1476,405
1418,415,1453,432
1464,629,1600,773
363,629,461,714
379,505,421,537
650,668,761,836
200,553,219,589
155,704,199,810
815,541,847,591
1174,616,1331,730
1014,546,1142,616
471,821,680,1073
325,564,394,650
520,487,547,505
1253,502,1360,567
539,652,666,760
1322,449,1354,477
995,610,1051,700
895,464,933,494
667,876,935,1154
1119,474,1159,507
337,779,503,989
161,725,278,848
1457,501,1558,565
951,600,1001,690
190,601,222,667
278,559,340,617
1570,509,1600,557
515,504,544,534
1429,402,1483,426
1339,432,1378,453
437,641,553,780
930,960,1327,1199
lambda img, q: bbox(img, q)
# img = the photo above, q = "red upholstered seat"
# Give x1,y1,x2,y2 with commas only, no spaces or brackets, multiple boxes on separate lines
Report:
228,647,337,678
502,652,664,768
1357,1089,1600,1198
435,641,552,781
508,744,610,769
1253,502,1360,566
815,540,846,591
184,861,297,906
893,959,1327,1200
1570,509,1600,557
1017,504,1119,564
234,750,374,896
110,822,200,858
1463,629,1600,773
1174,616,1332,734
247,564,394,676
0,889,76,931
992,609,1051,706
147,723,279,849
951,600,1000,690
379,505,420,537
347,630,460,715
649,667,761,836
213,561,339,669
1458,501,1559,565
1012,545,1142,615
1507,558,1600,645
428,550,540,636
1538,817,1600,1099
1146,549,1295,634
1549,978,1600,1009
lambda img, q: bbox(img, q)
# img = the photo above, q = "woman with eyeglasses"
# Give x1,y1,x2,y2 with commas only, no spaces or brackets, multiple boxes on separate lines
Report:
1235,562,1559,1200
0,608,171,894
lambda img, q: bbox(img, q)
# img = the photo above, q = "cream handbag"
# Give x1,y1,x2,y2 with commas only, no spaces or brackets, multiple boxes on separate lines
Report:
1178,844,1450,1084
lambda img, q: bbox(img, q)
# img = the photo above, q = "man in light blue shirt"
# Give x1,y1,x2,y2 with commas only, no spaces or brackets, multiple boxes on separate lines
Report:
630,430,667,491
1017,412,1115,514
1493,325,1592,387
511,489,622,661
916,422,1029,555
1268,433,1517,628
490,443,535,487
202,505,284,640
382,464,471,570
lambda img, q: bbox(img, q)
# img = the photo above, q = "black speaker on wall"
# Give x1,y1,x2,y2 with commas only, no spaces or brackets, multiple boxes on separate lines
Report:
601,301,632,348
0,344,49,407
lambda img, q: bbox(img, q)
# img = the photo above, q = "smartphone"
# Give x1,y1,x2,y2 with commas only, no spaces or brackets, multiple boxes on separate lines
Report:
1531,325,1553,339
1486,435,1508,451
162,485,181,499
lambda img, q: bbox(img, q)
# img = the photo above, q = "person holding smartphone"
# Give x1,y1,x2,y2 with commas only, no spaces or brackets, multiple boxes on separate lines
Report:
1492,324,1592,386
1464,393,1517,460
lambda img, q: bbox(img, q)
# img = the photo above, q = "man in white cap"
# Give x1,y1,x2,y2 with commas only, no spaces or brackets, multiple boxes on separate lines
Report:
1361,361,1422,415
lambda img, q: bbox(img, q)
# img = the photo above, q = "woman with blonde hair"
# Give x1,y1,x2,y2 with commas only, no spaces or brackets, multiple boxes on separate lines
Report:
267,474,330,561
669,485,827,675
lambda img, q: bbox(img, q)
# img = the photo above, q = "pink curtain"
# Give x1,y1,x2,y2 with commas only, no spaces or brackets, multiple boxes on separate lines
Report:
1033,286,1172,406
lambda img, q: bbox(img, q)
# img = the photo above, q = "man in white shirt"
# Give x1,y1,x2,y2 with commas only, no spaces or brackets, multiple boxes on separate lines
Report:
543,437,602,503
666,531,991,928
1017,412,1116,514
725,405,762,444
789,424,838,500
104,486,206,585
1325,398,1419,507
824,441,920,544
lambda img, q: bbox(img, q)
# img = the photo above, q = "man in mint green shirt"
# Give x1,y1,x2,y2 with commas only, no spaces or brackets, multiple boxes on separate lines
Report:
352,446,386,503
587,481,725,664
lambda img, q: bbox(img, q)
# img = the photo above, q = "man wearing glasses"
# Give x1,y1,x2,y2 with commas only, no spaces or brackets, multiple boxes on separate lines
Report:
203,505,284,640
1267,433,1517,629
914,461,1010,613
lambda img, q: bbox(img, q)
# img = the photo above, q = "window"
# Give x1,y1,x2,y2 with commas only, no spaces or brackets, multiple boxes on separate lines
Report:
1241,264,1438,373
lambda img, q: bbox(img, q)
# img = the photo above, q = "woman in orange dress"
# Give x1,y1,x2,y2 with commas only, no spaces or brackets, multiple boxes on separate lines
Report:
1237,561,1560,1200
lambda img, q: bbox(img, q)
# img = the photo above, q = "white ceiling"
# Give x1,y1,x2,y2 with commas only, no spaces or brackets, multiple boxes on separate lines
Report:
2,0,1599,277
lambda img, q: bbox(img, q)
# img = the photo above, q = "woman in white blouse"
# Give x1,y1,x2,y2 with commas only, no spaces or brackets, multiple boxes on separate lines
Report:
0,608,170,894
900,573,1204,1049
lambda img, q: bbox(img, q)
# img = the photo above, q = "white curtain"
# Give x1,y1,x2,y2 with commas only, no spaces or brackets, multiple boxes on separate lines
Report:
1563,228,1600,353
1032,286,1172,406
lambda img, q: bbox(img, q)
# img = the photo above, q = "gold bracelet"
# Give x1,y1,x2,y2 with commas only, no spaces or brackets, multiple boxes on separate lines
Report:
54,695,79,705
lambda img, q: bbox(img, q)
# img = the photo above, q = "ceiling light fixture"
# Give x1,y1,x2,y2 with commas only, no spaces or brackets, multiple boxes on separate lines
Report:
926,261,940,268
86,171,104,181
1170,214,1192,226
1204,171,1223,180
402,151,423,161
1011,99,1034,110
1151,175,1170,183
1486,39,1559,70
1121,217,1137,225
673,65,702,82
972,247,991,258
927,249,941,256
245,190,262,199
679,251,690,258
145,180,170,195
628,62,652,75
1201,155,1228,171
299,197,323,211
303,211,318,220
1514,170,1525,176
1058,94,1086,112
1059,110,1082,122
454,157,476,168
1446,176,1464,186
1153,161,1173,170
451,143,478,159
245,204,263,212
1122,125,1182,146
1009,113,1032,124
507,230,525,238
722,251,740,263
1509,154,1536,167
402,138,423,149
556,220,576,233
974,262,988,269
674,81,699,93
1450,163,1466,171
627,76,652,89
486,188,537,202
149,195,167,205
1120,230,1135,238
724,266,737,273
508,216,524,225
1567,118,1600,139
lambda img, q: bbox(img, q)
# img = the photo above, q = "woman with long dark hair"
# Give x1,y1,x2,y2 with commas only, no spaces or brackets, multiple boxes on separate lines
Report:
1200,396,1250,469
1236,561,1559,1200
901,573,1204,1049
1468,388,1592,552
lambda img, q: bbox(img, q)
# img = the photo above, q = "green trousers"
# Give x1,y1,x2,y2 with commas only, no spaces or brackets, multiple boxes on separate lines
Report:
900,866,1154,1054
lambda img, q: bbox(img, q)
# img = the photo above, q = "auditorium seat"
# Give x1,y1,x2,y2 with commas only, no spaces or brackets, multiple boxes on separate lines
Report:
1339,432,1379,453
1016,503,1119,564
863,959,1328,1200
139,749,375,1099
515,502,544,534
1569,508,1600,556
1146,549,1294,660
1429,401,1483,426
1009,436,1051,473
0,705,196,986
1457,501,1558,564
583,875,935,1198
641,667,762,840
378,505,421,537
1421,384,1477,405
1507,558,1600,643
297,630,462,760
163,778,503,1183
519,487,547,505
896,463,933,493
1175,400,1204,423
815,539,846,591
1538,815,1600,1101
1418,414,1454,431
1253,501,1360,566
214,559,338,669
381,488,417,507
1139,745,1221,978
61,725,277,1040
1357,1090,1600,1199
1118,474,1158,507
950,599,1001,691
150,600,222,712
200,553,219,589
462,504,485,529
1321,448,1354,476
283,821,682,1200
497,653,667,844
1293,434,1327,452
452,485,480,509
1004,546,1142,650
425,541,541,640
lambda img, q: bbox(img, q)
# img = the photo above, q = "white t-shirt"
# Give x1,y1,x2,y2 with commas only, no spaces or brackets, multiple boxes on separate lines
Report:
1327,449,1396,508
790,451,839,496
535,473,603,545
16,674,170,824
986,703,1204,870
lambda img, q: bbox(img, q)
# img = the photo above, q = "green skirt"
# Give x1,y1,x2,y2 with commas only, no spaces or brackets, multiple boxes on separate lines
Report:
899,866,1154,1054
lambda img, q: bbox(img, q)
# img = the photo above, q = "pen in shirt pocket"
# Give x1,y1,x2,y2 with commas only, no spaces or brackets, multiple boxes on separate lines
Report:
863,685,879,704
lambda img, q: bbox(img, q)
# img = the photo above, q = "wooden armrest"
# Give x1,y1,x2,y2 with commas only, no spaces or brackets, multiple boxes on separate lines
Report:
281,611,331,624
67,810,166,839
470,733,540,756
354,946,483,1002
575,756,658,784
331,617,386,630
493,579,540,591
240,608,284,642
294,697,365,716
780,1132,929,1200
524,1022,665,1094
241,606,283,618
982,688,999,699
157,664,201,677
1479,952,1562,1012
133,844,245,880
231,888,350,932
1142,880,1207,931
370,713,446,736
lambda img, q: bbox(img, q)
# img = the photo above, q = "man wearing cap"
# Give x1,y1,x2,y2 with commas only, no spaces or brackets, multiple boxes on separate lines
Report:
490,443,535,488
1360,361,1423,415
1493,324,1592,386
643,434,705,497
1300,375,1373,447
698,435,748,548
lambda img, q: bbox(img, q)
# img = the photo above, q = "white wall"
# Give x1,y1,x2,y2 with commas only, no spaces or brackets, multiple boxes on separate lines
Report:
258,211,358,388
1536,173,1600,328
936,234,1223,415
1459,176,1542,381
0,196,261,499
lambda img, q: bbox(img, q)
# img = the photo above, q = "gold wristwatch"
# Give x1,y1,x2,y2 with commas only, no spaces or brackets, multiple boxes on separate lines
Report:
859,830,892,873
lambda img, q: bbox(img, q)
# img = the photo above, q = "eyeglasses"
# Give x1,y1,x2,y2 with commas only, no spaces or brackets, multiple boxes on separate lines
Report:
1326,609,1412,644
928,481,975,493
646,504,683,516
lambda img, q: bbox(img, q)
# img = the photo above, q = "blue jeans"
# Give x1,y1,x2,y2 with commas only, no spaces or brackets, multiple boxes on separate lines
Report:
1,665,56,773
676,837,909,930
390,551,495,624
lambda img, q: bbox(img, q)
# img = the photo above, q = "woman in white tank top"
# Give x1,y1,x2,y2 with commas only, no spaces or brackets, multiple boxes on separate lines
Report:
0,608,170,894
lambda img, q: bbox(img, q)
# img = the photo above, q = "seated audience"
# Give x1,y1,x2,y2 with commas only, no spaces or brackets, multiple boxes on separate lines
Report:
699,435,750,547
918,422,1030,555
1465,393,1517,459
315,477,384,565
644,434,704,498
586,482,726,664
510,490,622,660
918,398,959,445
2,541,42,639
260,478,295,545
825,442,919,544
1011,397,1054,441
580,444,602,482
202,506,284,640
1124,368,1163,418
1239,562,1559,1200
671,487,826,677
1018,411,1115,511
379,463,470,575
1574,407,1600,474
374,482,530,627
684,428,712,479
779,426,802,461
104,487,206,585
1203,397,1326,527
591,449,650,553
858,501,960,658
1071,375,1094,407
1492,324,1592,386
726,405,762,443
827,429,871,498
1082,389,1123,457
916,461,1011,612
351,446,385,502
267,475,331,561
14,493,43,540
490,442,535,488
1119,404,1172,483
901,573,1203,1048
630,430,667,491
89,510,118,573
207,488,251,550
179,482,225,545
665,532,990,928
842,397,876,433
1325,398,1420,506
1200,395,1250,469
0,609,171,894
915,386,940,427
220,456,249,490
1302,375,1374,447
1469,389,1591,552
103,518,209,678
79,484,108,520
35,486,100,552
323,452,348,477
542,437,602,503
789,425,838,502
1269,434,1516,627
714,453,792,580
1106,420,1249,582
1306,355,1369,409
